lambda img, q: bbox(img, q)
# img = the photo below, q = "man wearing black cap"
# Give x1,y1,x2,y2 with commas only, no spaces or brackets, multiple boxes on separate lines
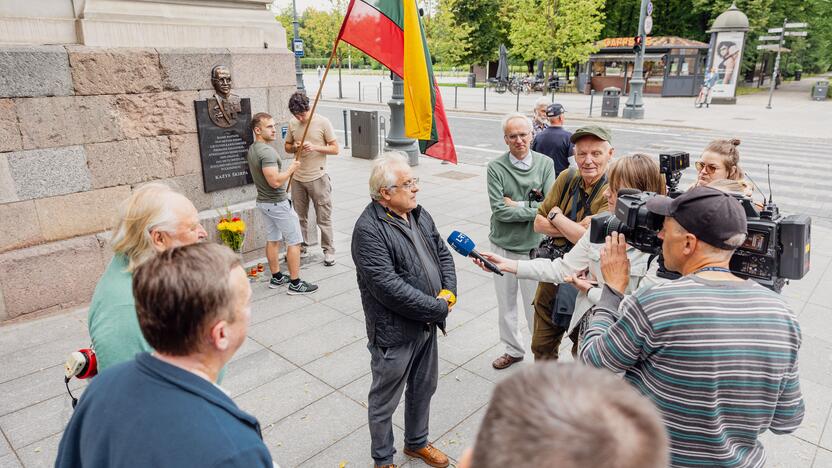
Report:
531,103,573,177
581,186,804,468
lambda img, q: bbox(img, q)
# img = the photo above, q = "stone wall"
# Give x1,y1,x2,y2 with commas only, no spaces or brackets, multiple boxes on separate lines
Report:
0,45,296,321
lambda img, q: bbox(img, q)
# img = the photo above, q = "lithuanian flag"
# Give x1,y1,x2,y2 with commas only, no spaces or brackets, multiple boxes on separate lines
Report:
337,0,457,163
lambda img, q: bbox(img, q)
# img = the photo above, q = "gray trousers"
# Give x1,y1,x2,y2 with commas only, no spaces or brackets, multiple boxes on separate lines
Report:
368,329,438,466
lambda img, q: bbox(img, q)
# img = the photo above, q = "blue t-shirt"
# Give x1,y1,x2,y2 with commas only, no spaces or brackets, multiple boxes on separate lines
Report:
56,353,272,468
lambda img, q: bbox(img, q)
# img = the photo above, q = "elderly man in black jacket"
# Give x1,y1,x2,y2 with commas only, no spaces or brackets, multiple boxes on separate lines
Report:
352,151,457,468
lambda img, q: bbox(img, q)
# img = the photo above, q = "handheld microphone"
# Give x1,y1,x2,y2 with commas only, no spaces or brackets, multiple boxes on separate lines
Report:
447,231,504,276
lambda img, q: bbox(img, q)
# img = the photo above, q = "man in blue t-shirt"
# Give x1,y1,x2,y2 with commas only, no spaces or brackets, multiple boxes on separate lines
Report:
531,103,573,177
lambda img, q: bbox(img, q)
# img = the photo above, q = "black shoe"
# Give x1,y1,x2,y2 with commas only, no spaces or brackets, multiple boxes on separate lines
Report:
269,274,288,289
288,279,318,295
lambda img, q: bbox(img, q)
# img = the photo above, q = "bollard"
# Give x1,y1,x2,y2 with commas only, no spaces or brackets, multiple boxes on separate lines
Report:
588,89,595,117
483,86,487,111
378,82,382,103
342,109,350,149
358,81,362,101
454,86,458,109
515,90,520,112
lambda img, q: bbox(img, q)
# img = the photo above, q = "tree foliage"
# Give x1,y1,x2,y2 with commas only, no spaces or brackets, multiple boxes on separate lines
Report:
280,0,830,74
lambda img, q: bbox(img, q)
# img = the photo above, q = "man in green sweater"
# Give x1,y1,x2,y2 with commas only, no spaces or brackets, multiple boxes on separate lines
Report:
487,113,555,369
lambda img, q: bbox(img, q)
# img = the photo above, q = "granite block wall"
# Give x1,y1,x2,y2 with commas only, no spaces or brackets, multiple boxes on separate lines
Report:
0,45,297,321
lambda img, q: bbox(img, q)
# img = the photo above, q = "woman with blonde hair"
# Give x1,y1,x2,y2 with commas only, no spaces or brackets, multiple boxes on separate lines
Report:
474,153,666,354
88,183,207,372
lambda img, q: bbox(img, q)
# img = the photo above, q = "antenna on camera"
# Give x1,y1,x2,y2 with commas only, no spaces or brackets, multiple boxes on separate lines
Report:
744,172,766,205
766,164,774,204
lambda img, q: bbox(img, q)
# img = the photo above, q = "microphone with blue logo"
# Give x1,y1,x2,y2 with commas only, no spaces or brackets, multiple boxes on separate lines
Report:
447,231,504,276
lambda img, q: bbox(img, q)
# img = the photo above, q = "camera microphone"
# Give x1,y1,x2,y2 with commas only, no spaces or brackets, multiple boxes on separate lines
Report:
447,231,504,276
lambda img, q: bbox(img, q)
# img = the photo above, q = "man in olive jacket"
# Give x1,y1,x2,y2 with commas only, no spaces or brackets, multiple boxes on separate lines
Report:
351,152,457,468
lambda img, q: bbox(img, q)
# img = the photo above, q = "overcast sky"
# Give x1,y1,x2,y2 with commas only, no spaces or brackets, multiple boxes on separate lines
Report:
271,0,334,14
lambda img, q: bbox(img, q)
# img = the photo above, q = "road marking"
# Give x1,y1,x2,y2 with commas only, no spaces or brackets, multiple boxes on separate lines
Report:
455,144,504,154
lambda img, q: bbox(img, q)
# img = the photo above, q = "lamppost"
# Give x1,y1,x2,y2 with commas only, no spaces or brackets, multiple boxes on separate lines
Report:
292,0,305,91
622,0,648,119
385,74,420,166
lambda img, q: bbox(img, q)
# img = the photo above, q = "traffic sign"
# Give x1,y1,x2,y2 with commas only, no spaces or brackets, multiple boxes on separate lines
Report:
293,39,305,58
646,1,653,16
768,27,784,33
785,31,808,36
785,22,808,28
644,16,653,35
759,35,781,41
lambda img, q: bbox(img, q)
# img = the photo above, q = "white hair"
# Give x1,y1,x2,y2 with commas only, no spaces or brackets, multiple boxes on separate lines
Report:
501,113,532,134
369,151,410,200
109,183,188,272
534,97,550,109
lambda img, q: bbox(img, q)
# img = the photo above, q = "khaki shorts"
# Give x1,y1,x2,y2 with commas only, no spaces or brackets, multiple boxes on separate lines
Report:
256,200,304,245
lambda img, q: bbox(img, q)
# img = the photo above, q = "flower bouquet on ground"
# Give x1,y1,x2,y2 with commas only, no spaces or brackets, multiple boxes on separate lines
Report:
216,208,246,254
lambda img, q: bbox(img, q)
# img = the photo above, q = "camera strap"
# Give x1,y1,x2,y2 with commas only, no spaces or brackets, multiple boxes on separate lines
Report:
568,174,607,221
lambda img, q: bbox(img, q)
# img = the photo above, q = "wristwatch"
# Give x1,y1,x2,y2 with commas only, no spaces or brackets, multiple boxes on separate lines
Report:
547,211,558,221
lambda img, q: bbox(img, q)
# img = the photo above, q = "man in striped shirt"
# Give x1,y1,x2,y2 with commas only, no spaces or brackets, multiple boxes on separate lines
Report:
581,186,804,468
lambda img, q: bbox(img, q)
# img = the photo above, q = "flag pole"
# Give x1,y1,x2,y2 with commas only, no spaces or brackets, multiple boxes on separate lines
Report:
287,36,341,191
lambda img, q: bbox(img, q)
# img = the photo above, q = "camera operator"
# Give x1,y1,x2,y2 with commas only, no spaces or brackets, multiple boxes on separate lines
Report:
474,154,664,356
581,186,804,468
692,138,752,196
486,113,555,370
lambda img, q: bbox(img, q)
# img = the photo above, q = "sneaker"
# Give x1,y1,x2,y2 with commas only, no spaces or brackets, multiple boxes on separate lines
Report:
299,245,309,258
269,274,288,289
288,279,318,295
324,253,336,267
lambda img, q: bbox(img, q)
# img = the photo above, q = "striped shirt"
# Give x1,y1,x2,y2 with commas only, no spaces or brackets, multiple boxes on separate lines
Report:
581,276,804,468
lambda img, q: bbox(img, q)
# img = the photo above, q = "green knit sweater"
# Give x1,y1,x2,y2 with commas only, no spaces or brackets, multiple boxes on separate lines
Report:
487,151,556,254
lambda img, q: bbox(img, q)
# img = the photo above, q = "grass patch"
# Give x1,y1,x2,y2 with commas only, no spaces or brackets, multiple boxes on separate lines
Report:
735,86,767,96
438,82,487,88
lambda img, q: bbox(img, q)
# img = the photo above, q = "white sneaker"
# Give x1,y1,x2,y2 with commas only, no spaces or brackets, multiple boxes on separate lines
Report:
324,253,336,267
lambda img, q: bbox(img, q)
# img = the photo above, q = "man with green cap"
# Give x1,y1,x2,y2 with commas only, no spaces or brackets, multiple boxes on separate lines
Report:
528,125,613,361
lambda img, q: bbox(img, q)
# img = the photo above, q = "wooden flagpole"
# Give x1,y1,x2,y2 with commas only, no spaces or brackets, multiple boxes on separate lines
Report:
287,37,341,191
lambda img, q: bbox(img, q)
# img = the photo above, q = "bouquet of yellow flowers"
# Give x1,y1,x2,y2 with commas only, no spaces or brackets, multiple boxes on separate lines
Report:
217,208,246,253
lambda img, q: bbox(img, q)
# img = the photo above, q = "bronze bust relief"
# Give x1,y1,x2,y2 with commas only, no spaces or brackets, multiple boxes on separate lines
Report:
207,65,242,128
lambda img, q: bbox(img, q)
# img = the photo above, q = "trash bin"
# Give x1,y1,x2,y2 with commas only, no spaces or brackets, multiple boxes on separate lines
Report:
350,110,379,159
601,87,621,117
794,70,802,81
467,73,477,88
812,80,829,101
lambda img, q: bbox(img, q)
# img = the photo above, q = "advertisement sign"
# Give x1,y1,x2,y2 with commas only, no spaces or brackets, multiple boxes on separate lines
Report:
710,31,745,100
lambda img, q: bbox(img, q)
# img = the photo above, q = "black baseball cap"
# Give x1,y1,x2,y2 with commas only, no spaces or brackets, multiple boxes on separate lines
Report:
546,103,565,117
645,186,747,250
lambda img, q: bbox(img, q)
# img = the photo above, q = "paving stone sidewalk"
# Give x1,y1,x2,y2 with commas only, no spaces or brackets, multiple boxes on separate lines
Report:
1,154,831,468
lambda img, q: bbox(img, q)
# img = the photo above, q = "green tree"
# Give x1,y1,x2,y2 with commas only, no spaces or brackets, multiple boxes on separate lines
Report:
428,0,509,69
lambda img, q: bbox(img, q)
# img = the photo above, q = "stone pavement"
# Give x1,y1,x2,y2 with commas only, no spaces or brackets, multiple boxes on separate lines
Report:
2,153,832,467
309,70,832,139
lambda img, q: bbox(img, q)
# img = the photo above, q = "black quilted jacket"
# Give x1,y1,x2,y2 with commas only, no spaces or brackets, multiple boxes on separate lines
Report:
351,201,457,347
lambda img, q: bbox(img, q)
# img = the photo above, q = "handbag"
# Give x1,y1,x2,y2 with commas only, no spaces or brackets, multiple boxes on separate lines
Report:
551,283,579,329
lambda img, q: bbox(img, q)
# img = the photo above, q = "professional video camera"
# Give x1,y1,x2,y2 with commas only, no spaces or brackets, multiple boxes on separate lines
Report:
589,157,811,293
659,151,690,197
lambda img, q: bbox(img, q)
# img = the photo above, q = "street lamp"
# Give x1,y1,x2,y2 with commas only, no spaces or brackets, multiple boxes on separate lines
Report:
622,0,648,119
292,0,305,91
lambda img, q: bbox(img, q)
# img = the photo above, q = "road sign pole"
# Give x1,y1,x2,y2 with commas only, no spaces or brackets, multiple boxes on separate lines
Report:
766,18,787,109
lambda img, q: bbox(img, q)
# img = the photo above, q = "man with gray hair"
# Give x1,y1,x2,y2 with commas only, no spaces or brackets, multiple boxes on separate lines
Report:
88,183,208,372
487,113,555,370
457,363,669,468
351,152,457,468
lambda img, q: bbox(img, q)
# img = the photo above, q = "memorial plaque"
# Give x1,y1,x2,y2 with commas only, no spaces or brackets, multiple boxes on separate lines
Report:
194,65,254,192
195,99,253,192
